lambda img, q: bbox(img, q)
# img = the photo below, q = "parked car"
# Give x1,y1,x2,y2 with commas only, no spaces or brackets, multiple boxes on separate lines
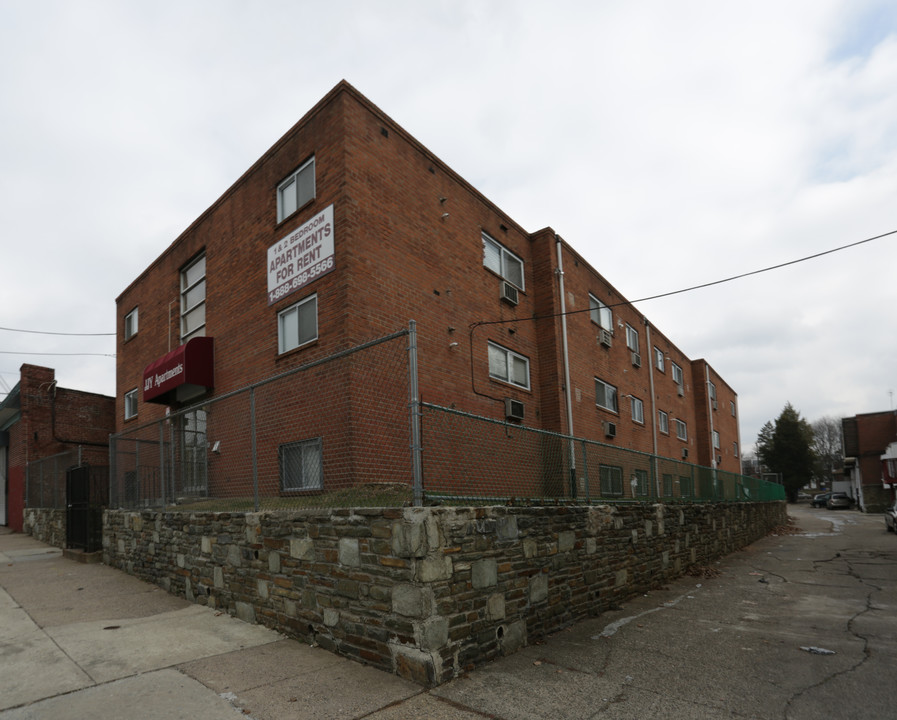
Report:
885,502,897,532
811,492,831,508
797,492,811,502
827,492,853,510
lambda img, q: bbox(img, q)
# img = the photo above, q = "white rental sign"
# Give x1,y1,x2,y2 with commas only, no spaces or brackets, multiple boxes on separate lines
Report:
267,204,335,305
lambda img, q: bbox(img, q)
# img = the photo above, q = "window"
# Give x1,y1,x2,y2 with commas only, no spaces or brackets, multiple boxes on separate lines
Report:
672,362,683,387
181,254,206,342
589,294,612,330
680,475,694,497
124,389,138,420
600,465,623,496
675,419,688,441
733,441,739,458
633,469,649,496
712,430,720,449
625,324,639,352
595,378,618,412
630,396,644,424
181,409,207,494
278,294,317,354
277,157,315,223
658,410,669,434
654,347,665,372
280,437,323,491
730,400,737,417
488,342,530,389
663,474,674,497
124,307,138,340
482,232,524,290
709,382,717,402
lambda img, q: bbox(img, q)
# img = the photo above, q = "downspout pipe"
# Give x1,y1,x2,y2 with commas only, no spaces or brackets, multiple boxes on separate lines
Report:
644,318,659,497
555,234,577,498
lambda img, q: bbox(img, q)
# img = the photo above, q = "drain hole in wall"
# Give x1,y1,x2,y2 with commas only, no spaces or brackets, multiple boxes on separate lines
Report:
496,625,506,640
254,550,259,560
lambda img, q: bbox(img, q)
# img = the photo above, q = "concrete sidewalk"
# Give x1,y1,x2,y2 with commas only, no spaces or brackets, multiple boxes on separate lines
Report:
2,504,896,719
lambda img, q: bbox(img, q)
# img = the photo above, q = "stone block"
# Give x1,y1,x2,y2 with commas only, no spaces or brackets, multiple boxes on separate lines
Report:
201,536,212,554
227,544,242,567
419,617,449,651
523,538,537,558
416,554,452,582
471,558,497,589
323,608,340,627
392,584,432,618
498,620,526,655
290,538,314,561
339,537,360,567
269,551,281,573
615,569,628,587
486,593,505,621
496,515,518,541
214,566,224,588
393,645,437,687
529,573,548,603
258,579,269,600
558,530,575,552
644,520,653,538
236,601,256,624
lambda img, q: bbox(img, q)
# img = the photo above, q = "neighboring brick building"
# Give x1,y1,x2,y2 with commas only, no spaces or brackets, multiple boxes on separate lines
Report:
842,410,897,512
0,364,114,531
115,81,741,501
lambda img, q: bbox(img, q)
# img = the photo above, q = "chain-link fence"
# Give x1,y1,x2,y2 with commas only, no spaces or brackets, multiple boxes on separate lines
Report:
26,449,81,509
110,329,415,511
419,403,785,504
108,323,784,511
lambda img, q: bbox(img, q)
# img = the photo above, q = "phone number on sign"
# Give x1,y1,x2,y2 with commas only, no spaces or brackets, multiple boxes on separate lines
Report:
268,256,334,304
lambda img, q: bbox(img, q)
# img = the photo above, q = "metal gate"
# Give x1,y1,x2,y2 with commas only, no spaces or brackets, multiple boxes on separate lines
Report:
66,464,105,552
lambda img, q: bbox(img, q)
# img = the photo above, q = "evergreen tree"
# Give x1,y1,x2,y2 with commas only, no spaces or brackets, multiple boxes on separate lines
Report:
761,403,816,502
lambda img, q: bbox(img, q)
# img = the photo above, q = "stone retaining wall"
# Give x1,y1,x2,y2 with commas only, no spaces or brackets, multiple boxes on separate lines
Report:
103,501,786,685
23,508,67,548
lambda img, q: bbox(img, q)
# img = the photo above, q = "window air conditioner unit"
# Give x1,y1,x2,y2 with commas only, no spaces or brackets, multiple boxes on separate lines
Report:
604,421,617,438
631,352,641,368
500,281,519,306
682,448,689,459
598,329,613,348
677,384,684,397
504,398,525,421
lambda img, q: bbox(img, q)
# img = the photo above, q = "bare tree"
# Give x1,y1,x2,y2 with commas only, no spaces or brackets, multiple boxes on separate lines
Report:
811,416,842,488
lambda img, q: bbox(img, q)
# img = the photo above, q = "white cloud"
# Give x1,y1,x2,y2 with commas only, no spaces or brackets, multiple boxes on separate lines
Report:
1,0,895,451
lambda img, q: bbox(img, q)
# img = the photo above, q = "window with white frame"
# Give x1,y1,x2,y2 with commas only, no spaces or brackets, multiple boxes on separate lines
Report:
709,381,717,401
595,377,618,412
658,409,669,434
713,430,720,449
124,389,138,420
589,293,612,331
633,469,649,496
672,362,683,387
488,341,530,389
630,396,644,424
277,157,315,223
680,475,694,497
181,409,207,493
280,437,323,491
730,400,737,416
600,464,623,496
180,254,206,342
654,347,664,372
278,294,318,354
663,473,674,496
675,419,687,441
733,441,739,458
482,232,524,290
124,307,138,340
625,323,639,352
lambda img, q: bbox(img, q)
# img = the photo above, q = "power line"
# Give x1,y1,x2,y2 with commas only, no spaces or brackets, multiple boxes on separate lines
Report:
0,325,115,336
0,351,116,358
472,228,896,329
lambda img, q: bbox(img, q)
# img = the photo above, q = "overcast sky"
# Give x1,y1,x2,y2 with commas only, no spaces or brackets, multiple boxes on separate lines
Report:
1,0,895,453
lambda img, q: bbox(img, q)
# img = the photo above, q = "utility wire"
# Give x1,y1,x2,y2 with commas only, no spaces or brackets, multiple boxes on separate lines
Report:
0,325,115,336
472,228,896,329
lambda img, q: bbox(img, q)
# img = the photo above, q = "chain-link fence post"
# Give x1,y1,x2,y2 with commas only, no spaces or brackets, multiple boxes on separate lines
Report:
408,320,423,507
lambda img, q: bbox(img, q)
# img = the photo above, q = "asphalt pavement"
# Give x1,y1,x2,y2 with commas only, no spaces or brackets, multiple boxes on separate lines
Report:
1,503,895,719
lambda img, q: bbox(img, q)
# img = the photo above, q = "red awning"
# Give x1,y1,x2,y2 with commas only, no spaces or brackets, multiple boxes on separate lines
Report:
142,336,214,404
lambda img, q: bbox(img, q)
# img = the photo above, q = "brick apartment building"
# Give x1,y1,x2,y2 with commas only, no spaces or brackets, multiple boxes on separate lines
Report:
115,81,741,502
842,410,897,512
0,365,114,531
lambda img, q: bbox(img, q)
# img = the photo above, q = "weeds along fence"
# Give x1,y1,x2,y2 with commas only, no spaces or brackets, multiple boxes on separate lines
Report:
108,324,785,511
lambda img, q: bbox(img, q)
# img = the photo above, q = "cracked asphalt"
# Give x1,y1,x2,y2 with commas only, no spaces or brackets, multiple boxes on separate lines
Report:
2,504,894,719
415,502,897,719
